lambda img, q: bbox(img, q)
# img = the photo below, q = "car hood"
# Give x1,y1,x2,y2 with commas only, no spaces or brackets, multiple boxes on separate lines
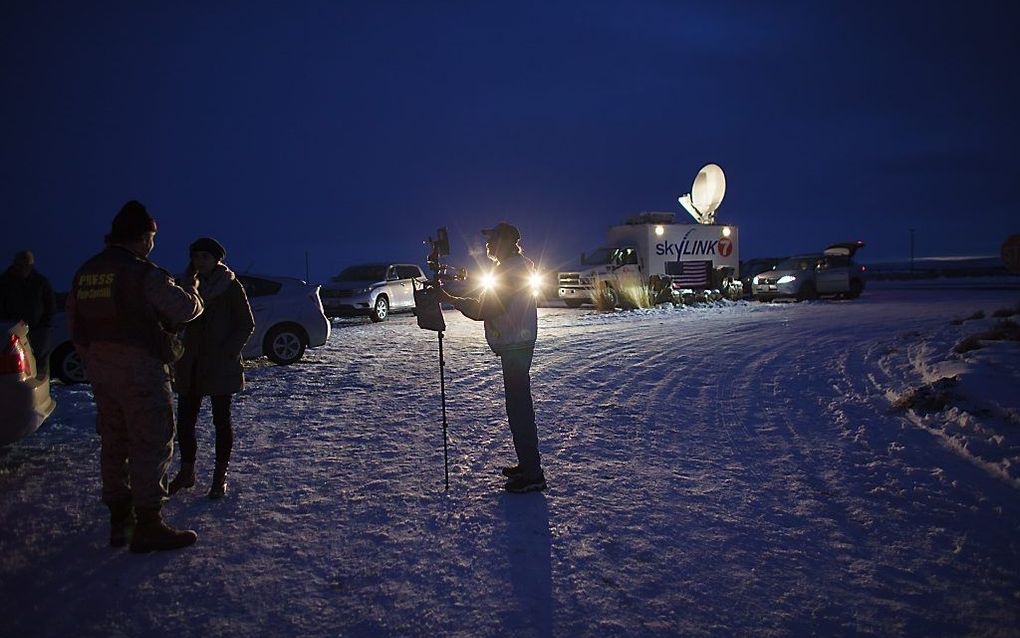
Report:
756,268,804,281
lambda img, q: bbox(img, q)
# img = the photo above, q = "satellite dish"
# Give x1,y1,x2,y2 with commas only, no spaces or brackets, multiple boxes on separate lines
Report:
678,163,726,224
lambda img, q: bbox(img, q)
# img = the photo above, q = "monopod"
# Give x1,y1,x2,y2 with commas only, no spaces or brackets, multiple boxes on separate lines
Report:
414,227,456,490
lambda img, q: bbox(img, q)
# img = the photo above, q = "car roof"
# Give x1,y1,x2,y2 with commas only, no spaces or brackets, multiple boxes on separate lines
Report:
237,273,308,285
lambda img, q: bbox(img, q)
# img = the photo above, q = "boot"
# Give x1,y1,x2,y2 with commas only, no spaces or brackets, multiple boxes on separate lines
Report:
168,461,196,495
208,462,228,499
108,500,135,548
129,508,198,553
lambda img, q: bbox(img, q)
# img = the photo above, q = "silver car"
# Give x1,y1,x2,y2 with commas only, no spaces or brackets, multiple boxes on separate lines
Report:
319,263,425,322
48,273,331,384
1,321,55,446
753,241,866,301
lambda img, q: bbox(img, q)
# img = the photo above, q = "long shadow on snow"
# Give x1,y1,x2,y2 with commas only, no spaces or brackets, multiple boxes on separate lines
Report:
498,493,552,636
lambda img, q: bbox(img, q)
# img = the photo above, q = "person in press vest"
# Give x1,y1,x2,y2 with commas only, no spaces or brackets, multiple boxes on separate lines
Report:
67,200,204,552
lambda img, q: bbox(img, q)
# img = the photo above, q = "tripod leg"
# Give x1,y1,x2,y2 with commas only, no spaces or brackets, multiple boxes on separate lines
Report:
439,331,449,491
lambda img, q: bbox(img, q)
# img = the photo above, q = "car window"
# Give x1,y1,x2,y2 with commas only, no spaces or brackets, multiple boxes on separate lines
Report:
238,276,282,298
614,248,638,266
396,265,422,279
776,257,818,271
333,265,388,282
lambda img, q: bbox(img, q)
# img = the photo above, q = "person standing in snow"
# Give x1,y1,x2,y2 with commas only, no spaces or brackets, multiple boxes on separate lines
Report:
0,250,56,379
436,222,545,493
67,201,204,552
168,237,254,499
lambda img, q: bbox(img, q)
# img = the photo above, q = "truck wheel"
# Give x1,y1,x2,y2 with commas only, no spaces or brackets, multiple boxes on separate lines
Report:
564,299,583,308
797,282,817,301
605,286,619,309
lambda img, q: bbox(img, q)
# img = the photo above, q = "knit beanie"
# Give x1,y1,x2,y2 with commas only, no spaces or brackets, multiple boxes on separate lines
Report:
189,237,226,262
108,200,158,242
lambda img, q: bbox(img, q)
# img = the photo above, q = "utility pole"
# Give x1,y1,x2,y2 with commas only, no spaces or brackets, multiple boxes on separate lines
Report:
909,228,915,274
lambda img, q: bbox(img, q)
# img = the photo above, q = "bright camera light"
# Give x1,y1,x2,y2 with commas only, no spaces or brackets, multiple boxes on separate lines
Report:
777,275,796,284
654,225,665,236
722,226,731,238
481,272,497,291
529,272,543,296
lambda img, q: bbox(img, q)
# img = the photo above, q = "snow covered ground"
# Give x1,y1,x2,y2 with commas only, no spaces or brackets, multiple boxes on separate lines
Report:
2,286,1019,637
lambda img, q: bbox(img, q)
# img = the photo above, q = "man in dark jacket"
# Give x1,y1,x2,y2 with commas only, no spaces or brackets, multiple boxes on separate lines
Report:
67,201,205,552
0,250,56,378
437,222,545,493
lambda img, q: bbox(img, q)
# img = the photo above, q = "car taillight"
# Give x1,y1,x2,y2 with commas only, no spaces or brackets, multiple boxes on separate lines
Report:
0,333,27,375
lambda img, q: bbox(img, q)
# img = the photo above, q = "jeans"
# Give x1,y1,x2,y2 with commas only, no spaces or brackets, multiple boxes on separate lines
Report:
176,394,233,466
500,347,541,478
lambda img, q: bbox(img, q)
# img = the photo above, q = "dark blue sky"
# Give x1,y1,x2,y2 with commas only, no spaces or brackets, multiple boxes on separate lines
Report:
2,1,1018,287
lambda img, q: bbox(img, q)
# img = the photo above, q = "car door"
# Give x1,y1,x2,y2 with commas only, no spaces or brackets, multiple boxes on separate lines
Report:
397,265,425,309
816,255,850,294
383,265,410,310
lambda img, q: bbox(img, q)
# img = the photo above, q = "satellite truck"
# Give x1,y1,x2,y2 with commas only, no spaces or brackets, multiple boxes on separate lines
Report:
557,164,742,308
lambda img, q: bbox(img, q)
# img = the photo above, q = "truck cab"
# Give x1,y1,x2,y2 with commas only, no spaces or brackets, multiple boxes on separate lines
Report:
558,246,642,308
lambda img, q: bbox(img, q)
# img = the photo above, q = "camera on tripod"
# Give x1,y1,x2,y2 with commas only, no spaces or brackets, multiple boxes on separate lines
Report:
414,227,461,490
415,227,463,332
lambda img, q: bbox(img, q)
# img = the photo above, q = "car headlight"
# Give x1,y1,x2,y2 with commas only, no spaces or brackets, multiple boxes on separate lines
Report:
777,275,796,284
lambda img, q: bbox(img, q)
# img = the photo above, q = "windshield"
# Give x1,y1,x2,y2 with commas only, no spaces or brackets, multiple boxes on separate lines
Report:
584,247,613,265
332,265,388,282
775,256,820,271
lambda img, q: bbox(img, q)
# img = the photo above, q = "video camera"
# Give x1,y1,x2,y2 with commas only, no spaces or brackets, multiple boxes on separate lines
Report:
415,227,463,332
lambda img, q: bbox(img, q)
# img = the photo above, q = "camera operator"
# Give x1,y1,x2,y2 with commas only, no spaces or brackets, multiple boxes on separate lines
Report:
435,222,545,493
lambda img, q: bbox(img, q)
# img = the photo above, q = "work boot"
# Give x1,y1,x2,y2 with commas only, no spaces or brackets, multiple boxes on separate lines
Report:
208,462,228,499
501,464,523,478
504,470,547,494
168,461,196,495
108,500,135,548
129,508,197,553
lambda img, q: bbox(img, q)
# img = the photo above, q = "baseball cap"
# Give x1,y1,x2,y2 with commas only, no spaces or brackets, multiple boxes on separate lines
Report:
481,222,520,243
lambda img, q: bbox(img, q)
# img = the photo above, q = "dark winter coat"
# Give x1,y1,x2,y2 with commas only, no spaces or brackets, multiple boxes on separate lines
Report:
174,265,254,397
0,267,55,329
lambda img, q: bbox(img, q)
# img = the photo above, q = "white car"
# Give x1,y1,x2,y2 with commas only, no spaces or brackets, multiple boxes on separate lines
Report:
319,263,425,321
237,274,330,365
48,274,331,384
1,321,56,447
